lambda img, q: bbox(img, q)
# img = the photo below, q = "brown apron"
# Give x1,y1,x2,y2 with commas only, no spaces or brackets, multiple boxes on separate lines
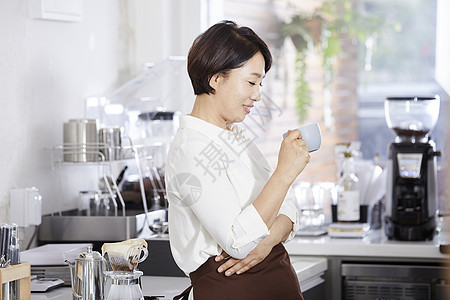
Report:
174,243,304,300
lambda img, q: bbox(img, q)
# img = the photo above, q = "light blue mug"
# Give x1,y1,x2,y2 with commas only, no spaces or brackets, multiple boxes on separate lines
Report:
283,123,322,152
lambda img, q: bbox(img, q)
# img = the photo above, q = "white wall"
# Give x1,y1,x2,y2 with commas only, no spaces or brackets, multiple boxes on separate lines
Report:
0,0,203,223
133,0,202,69
436,0,450,95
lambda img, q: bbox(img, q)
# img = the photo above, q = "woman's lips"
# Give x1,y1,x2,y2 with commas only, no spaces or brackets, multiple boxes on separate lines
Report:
243,105,253,114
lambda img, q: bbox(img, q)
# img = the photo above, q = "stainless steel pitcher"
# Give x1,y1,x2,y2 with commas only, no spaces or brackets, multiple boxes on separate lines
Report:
66,246,107,300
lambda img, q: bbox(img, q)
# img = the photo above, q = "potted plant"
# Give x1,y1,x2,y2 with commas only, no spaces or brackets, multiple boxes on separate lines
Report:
280,0,385,122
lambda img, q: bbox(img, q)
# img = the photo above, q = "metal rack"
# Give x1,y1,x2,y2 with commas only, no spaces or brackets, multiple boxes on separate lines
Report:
39,142,167,242
50,142,133,217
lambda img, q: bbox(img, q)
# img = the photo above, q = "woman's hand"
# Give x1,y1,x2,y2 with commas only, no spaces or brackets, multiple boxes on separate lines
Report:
215,238,273,277
275,129,310,183
215,214,293,276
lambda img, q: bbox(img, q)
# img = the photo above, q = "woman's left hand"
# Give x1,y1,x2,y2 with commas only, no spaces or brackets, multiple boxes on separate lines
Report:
215,238,273,277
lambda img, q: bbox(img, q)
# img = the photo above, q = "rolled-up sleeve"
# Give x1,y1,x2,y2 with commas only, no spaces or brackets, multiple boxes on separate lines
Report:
278,195,300,243
232,204,269,248
171,141,269,259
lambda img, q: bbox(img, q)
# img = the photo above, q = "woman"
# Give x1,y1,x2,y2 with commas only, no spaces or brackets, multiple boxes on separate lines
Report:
166,20,310,300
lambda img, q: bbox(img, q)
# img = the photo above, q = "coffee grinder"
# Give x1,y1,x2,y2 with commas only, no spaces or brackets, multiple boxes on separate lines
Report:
384,96,441,241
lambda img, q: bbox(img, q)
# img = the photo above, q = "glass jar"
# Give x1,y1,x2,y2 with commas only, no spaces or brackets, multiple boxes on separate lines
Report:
105,271,144,300
337,152,360,222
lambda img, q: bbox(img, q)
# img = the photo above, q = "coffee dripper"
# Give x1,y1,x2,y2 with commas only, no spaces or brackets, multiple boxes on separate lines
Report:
102,239,148,300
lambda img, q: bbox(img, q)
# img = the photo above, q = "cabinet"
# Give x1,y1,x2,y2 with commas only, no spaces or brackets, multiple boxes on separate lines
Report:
284,231,450,300
290,256,327,298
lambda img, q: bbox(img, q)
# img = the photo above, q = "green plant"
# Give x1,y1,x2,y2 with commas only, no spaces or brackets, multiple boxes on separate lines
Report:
294,51,310,122
280,0,385,123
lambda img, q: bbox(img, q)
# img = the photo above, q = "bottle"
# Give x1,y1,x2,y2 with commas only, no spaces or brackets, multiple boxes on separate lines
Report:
337,151,360,222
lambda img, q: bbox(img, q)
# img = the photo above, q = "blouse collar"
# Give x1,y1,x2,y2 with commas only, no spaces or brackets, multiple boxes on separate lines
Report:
179,115,248,146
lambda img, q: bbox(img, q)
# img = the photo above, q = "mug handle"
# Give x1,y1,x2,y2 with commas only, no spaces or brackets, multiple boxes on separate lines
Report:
137,246,148,264
128,245,149,264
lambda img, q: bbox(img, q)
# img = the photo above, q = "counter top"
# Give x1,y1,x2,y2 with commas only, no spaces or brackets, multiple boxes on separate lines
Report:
286,229,450,259
30,276,190,300
31,257,327,299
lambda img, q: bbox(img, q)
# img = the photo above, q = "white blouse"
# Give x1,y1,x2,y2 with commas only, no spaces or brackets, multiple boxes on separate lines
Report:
166,115,299,275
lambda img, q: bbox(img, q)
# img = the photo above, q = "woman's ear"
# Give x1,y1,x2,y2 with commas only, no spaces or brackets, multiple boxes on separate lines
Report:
208,73,221,93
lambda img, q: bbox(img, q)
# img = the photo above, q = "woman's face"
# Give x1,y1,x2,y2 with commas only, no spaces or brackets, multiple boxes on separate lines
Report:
212,52,265,124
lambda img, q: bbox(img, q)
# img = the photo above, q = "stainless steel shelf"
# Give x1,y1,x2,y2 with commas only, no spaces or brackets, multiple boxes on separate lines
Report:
39,209,166,242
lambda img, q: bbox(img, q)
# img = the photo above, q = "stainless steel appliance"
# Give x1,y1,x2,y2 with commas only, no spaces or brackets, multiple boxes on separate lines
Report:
384,96,441,241
342,263,450,300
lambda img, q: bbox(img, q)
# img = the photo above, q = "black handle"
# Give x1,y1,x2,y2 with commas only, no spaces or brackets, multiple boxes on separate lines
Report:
116,166,128,186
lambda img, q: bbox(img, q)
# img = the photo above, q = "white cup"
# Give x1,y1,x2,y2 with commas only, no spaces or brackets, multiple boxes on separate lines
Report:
283,123,322,152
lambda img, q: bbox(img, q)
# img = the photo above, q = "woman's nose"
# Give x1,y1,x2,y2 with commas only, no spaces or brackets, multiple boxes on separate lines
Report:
250,89,261,102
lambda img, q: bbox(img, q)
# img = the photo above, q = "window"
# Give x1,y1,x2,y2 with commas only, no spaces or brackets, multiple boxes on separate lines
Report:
357,0,447,161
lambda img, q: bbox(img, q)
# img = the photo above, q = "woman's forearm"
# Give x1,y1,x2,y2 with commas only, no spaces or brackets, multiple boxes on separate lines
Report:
265,214,294,246
253,171,292,229
215,213,294,277
253,130,310,229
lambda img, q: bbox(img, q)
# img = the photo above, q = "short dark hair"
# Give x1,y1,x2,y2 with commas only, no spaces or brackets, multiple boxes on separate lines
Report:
187,20,272,95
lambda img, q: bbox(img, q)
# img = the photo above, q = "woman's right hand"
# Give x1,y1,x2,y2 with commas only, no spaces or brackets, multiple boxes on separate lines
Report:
216,235,274,277
275,129,311,183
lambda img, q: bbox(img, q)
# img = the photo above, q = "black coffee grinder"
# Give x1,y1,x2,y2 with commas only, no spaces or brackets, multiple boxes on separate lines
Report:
384,96,441,241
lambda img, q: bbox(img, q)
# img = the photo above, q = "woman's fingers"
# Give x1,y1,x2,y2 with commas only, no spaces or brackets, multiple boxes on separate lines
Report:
217,257,240,273
236,259,259,275
224,258,250,276
221,251,266,276
217,256,252,276
286,129,302,140
215,250,229,262
276,128,311,181
217,239,274,276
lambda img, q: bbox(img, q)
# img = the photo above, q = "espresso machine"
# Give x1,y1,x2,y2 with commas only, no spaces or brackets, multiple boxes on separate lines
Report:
384,96,441,241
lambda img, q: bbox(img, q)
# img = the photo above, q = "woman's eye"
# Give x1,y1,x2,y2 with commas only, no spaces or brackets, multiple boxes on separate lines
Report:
248,81,263,87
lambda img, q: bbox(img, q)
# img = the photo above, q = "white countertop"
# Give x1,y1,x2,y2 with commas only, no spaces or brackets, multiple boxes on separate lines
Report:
30,276,190,300
30,229,450,299
31,257,327,299
286,229,450,259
